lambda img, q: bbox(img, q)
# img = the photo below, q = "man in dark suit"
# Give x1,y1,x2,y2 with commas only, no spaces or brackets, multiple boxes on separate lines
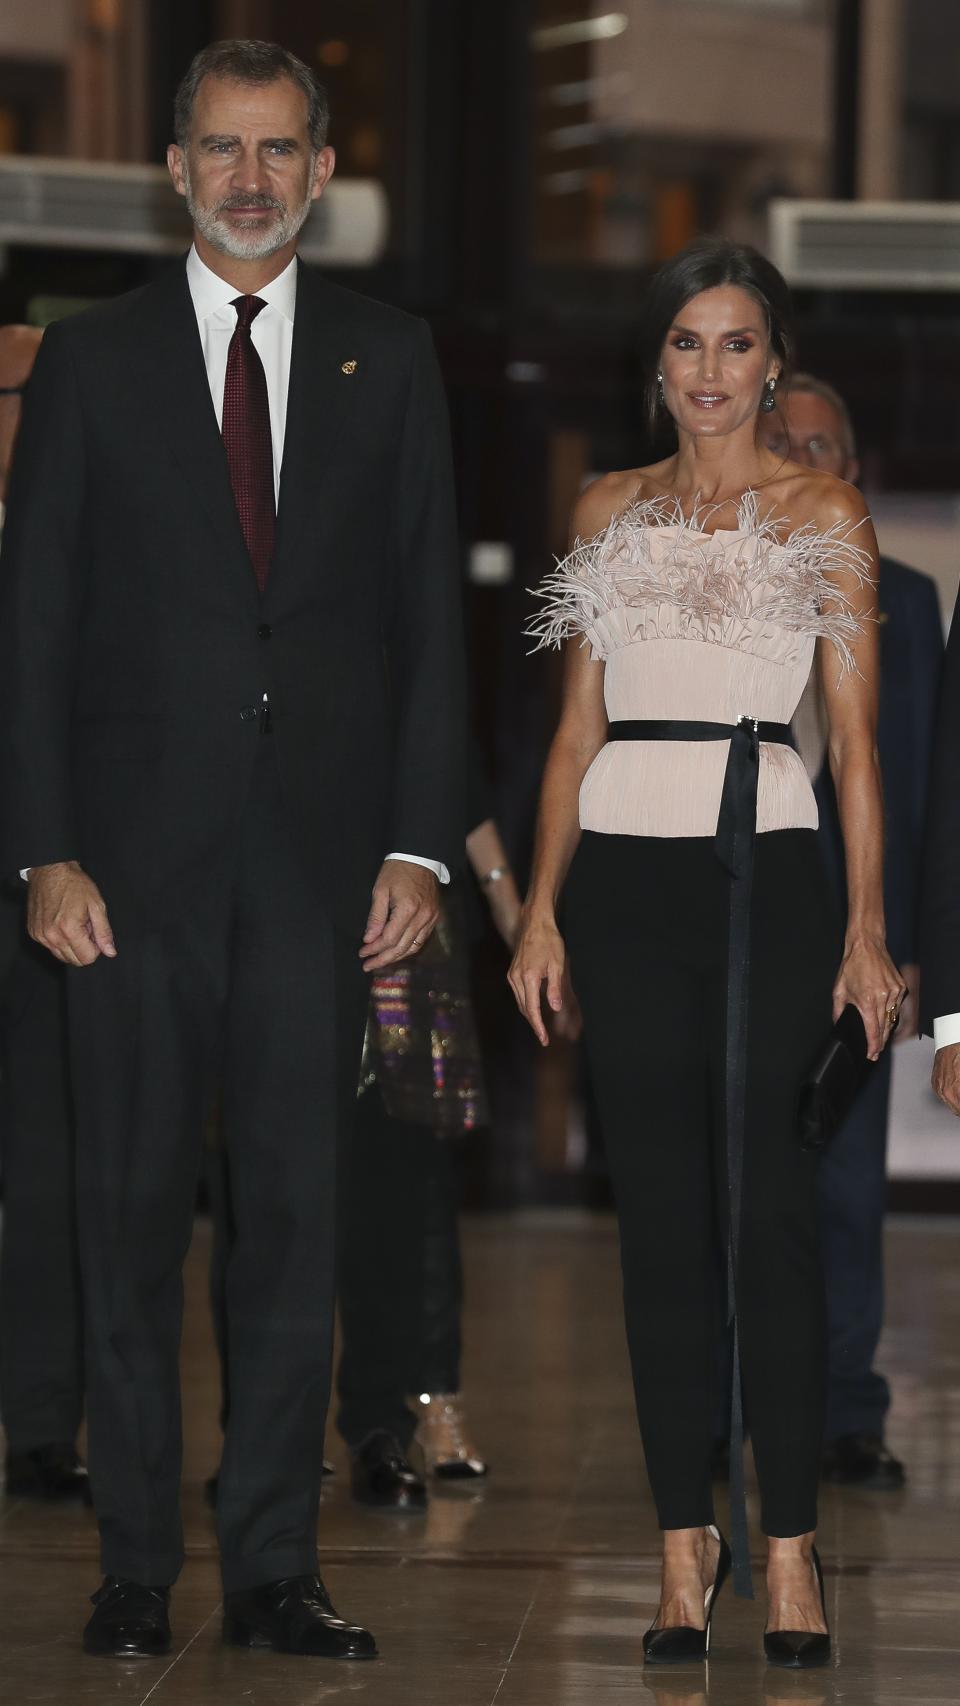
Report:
920,582,960,1106
0,41,464,1660
765,375,942,1489
0,325,87,1502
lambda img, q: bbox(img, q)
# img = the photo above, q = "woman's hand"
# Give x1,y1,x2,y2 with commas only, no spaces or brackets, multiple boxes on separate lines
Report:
508,911,567,1047
832,933,907,1061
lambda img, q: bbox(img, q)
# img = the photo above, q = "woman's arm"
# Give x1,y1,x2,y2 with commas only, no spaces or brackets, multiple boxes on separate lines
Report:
508,632,607,1046
817,485,906,1058
465,818,523,949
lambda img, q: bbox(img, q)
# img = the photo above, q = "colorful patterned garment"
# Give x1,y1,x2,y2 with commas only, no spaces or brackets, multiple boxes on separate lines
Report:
359,884,489,1136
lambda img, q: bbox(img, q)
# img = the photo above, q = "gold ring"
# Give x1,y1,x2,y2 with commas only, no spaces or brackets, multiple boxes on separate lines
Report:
886,1005,899,1021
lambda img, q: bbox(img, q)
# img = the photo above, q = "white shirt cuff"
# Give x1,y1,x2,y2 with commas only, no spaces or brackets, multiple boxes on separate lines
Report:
385,853,450,885
934,1013,960,1050
19,869,30,881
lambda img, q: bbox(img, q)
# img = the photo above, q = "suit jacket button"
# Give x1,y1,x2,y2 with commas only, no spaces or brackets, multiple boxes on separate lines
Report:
240,705,257,722
258,624,272,640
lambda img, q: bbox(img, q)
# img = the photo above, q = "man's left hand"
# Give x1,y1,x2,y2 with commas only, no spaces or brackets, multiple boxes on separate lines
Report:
933,1041,960,1116
360,861,440,971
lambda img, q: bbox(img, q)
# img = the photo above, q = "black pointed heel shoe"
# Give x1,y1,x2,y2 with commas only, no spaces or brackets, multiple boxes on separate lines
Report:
764,1546,831,1669
643,1527,731,1665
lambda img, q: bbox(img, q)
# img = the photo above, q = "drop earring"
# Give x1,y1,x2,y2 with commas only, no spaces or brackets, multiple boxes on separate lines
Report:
760,377,777,414
657,371,665,405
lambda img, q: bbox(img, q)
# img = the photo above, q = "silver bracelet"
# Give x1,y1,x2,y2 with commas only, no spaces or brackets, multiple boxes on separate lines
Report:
481,866,508,887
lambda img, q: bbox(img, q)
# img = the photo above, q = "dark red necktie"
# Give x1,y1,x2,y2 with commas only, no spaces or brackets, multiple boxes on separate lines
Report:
222,294,275,593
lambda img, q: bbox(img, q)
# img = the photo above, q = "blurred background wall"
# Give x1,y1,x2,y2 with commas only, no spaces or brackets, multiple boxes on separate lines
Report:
1,0,958,1204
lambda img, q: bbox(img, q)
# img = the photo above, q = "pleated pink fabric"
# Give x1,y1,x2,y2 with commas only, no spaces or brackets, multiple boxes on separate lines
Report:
528,491,871,840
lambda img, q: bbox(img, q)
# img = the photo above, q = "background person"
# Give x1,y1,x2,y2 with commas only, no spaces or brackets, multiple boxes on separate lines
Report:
510,239,901,1668
338,760,520,1509
0,324,87,1502
0,40,464,1662
763,373,942,1491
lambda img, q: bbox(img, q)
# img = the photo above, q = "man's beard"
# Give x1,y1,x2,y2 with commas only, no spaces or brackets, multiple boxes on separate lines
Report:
183,163,315,261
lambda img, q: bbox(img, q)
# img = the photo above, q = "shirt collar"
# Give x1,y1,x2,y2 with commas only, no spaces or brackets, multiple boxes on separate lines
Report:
185,244,298,324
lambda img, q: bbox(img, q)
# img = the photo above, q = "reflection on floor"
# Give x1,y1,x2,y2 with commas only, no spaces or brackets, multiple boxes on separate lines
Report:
1,1211,959,1704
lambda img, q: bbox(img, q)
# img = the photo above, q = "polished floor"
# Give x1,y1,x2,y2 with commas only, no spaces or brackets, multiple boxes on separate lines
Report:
2,1210,959,1703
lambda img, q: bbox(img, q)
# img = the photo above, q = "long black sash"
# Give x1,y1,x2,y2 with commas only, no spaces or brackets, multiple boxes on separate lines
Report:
607,716,792,1599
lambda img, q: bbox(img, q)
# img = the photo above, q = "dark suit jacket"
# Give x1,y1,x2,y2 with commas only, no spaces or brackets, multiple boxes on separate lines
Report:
921,567,960,1034
0,259,466,934
813,557,942,972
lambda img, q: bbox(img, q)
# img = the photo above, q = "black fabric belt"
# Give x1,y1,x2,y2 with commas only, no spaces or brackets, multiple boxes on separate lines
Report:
607,716,792,1598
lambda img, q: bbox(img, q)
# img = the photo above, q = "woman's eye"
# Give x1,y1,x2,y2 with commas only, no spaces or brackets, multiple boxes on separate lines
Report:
726,339,752,353
673,337,698,350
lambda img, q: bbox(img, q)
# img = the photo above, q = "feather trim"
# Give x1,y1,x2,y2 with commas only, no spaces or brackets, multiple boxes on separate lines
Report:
526,488,873,673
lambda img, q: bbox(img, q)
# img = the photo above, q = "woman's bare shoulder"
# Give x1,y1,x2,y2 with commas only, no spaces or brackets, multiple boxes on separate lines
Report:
569,460,674,544
771,464,871,535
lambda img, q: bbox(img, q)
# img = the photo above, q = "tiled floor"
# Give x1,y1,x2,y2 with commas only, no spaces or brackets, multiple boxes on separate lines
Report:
2,1210,959,1703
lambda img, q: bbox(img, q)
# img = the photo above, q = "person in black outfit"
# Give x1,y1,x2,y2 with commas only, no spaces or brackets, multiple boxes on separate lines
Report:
920,562,960,1109
339,752,518,1508
763,375,942,1490
511,242,902,1667
0,324,87,1502
0,42,464,1662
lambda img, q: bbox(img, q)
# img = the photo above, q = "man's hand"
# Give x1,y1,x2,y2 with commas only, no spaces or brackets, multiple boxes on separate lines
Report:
932,1042,960,1116
360,861,440,972
27,861,117,967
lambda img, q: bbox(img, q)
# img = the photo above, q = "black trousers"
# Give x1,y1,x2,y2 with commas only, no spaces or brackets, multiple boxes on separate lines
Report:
564,829,839,1539
335,1087,464,1451
0,903,82,1452
67,742,368,1590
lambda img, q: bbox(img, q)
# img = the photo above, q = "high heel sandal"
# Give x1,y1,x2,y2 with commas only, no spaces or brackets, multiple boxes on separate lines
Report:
643,1527,731,1665
763,1545,831,1669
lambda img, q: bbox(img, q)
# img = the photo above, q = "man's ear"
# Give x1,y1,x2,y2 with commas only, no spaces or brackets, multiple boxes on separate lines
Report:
845,455,862,485
311,146,336,203
167,144,187,199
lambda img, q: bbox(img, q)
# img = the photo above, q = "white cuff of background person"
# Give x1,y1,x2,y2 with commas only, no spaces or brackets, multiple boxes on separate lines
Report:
933,1014,960,1050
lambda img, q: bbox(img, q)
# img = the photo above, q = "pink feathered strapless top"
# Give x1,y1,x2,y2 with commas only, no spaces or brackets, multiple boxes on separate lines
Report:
528,491,869,840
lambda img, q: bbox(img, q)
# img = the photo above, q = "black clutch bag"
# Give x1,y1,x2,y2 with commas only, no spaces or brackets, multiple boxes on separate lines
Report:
797,1004,872,1152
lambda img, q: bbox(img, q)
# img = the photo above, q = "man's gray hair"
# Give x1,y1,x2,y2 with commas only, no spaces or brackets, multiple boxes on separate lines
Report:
173,39,330,152
785,372,857,460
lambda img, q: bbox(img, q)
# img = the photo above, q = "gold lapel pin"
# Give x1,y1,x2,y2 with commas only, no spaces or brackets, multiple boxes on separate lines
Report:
341,359,358,375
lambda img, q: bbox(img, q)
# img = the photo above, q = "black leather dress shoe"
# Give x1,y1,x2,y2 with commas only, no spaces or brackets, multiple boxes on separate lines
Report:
82,1577,171,1657
223,1574,377,1658
5,1443,92,1503
350,1432,427,1512
822,1432,905,1489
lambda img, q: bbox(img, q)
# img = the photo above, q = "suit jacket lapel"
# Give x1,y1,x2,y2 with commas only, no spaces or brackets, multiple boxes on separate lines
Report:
141,261,254,592
272,262,367,587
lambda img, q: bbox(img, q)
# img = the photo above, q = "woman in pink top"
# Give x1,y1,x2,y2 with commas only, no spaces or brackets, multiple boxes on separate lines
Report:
510,240,903,1670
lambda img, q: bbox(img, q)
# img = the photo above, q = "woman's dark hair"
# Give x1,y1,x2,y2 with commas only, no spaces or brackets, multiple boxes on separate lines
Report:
640,238,795,431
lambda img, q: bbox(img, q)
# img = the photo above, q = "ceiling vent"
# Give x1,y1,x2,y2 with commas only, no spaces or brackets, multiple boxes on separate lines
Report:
0,156,388,267
768,198,960,291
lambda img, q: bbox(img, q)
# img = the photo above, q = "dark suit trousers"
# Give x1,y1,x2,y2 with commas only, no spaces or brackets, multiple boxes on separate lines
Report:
818,1050,892,1441
0,907,82,1452
67,741,368,1590
336,1087,434,1451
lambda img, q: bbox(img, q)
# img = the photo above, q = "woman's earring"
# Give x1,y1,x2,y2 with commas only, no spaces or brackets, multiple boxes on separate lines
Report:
760,377,777,414
657,371,665,405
